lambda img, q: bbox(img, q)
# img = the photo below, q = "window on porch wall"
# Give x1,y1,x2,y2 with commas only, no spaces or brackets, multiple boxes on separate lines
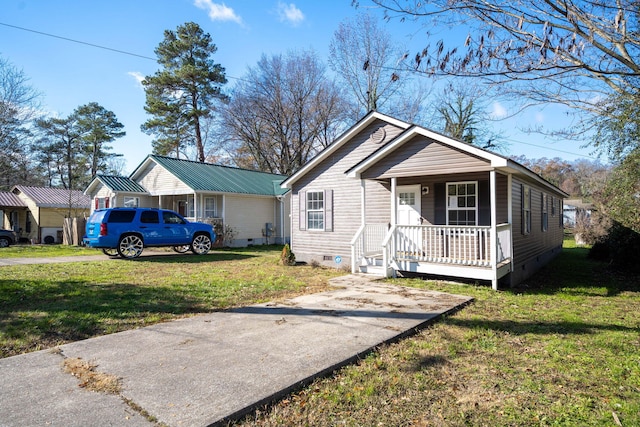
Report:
446,181,477,226
204,197,216,218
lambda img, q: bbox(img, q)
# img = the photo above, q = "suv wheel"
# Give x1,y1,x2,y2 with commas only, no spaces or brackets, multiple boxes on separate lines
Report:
117,234,144,259
191,234,212,255
102,248,119,257
0,237,9,248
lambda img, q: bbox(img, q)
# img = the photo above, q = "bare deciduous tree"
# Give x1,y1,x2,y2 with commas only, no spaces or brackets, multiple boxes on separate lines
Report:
368,0,640,153
0,56,42,190
329,13,428,122
222,50,348,175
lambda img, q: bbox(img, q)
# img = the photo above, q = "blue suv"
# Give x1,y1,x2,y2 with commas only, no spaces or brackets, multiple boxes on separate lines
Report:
83,208,216,259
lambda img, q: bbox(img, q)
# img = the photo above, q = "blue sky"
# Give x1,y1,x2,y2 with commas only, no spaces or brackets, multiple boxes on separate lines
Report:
2,0,599,175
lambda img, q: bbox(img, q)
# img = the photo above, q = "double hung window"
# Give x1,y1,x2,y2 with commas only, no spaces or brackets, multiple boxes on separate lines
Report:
307,191,324,230
446,181,477,226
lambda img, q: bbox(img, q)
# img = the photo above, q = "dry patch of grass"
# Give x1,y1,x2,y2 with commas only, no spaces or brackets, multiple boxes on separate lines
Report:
62,357,121,394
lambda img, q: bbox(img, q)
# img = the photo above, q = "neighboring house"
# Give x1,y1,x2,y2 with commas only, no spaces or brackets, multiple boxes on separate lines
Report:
563,198,593,228
282,111,568,289
0,186,90,243
84,155,290,247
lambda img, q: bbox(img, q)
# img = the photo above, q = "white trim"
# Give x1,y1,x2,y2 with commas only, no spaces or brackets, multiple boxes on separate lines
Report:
347,126,508,179
281,111,410,189
345,125,568,198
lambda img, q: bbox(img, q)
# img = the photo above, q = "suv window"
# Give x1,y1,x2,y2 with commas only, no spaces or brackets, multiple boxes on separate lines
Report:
107,210,136,223
140,210,160,224
163,211,186,224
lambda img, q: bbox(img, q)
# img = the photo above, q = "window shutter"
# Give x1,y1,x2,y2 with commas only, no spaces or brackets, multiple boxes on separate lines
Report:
520,184,524,234
478,180,490,226
95,198,99,210
299,191,306,230
434,183,446,225
324,190,333,232
105,197,110,208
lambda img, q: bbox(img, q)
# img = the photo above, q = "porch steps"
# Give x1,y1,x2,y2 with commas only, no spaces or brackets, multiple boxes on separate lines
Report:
358,256,385,276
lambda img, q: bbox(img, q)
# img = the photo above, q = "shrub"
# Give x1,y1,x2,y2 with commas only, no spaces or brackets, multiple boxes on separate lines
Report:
588,221,640,272
280,244,296,266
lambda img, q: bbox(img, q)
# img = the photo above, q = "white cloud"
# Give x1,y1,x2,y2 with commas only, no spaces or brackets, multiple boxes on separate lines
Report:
194,0,242,24
490,101,507,119
127,71,145,89
277,2,305,26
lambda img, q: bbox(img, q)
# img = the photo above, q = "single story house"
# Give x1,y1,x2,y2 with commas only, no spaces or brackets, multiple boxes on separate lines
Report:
0,186,90,243
84,155,290,247
281,111,568,289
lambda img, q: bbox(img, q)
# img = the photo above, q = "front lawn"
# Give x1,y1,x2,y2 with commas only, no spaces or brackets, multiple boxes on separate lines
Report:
234,241,640,426
0,244,98,258
0,246,342,357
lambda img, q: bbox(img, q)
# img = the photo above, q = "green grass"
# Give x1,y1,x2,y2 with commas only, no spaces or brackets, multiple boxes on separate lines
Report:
0,246,342,357
2,241,639,426
233,240,640,427
0,244,100,258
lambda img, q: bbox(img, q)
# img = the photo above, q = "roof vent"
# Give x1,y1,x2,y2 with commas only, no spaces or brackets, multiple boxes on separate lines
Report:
370,126,386,144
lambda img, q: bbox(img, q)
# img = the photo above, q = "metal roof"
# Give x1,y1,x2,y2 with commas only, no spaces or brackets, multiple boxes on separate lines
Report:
12,186,91,208
0,191,27,207
95,175,148,193
147,155,289,196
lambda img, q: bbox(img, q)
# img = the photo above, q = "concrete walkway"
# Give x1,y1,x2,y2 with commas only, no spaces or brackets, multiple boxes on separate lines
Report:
0,274,472,427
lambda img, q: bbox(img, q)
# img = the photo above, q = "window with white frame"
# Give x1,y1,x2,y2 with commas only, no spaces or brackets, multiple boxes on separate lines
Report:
204,197,216,218
522,185,532,235
446,181,477,226
95,197,109,209
123,196,139,208
542,193,548,231
399,192,415,206
307,191,324,230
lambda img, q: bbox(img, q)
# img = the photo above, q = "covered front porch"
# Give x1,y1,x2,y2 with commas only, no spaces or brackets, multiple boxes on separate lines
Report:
350,170,514,290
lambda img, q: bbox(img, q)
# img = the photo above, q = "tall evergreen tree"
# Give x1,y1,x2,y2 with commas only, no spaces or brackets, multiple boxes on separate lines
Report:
75,102,125,180
142,22,227,162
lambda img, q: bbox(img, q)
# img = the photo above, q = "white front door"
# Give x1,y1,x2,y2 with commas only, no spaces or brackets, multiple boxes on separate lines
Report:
396,185,421,225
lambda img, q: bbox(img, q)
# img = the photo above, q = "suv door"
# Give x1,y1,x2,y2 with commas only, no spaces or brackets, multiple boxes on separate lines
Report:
160,210,191,245
138,210,163,245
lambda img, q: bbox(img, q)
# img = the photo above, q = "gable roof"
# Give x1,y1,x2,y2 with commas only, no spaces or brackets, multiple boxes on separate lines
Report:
131,155,289,197
84,175,148,196
12,186,91,208
284,112,567,197
281,111,411,189
0,191,27,208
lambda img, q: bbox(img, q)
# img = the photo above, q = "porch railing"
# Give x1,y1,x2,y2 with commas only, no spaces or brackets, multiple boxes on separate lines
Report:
352,223,513,276
350,223,388,273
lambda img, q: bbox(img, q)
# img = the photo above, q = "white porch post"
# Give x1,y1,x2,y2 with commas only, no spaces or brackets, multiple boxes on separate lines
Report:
390,177,397,227
507,173,514,274
360,179,366,226
490,170,498,290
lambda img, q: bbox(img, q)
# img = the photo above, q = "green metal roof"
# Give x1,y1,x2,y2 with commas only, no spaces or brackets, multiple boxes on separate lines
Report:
148,155,289,196
97,175,148,193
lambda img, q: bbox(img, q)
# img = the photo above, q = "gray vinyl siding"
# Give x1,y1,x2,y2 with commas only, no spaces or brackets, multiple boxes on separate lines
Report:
511,177,564,284
361,135,491,179
291,120,405,265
